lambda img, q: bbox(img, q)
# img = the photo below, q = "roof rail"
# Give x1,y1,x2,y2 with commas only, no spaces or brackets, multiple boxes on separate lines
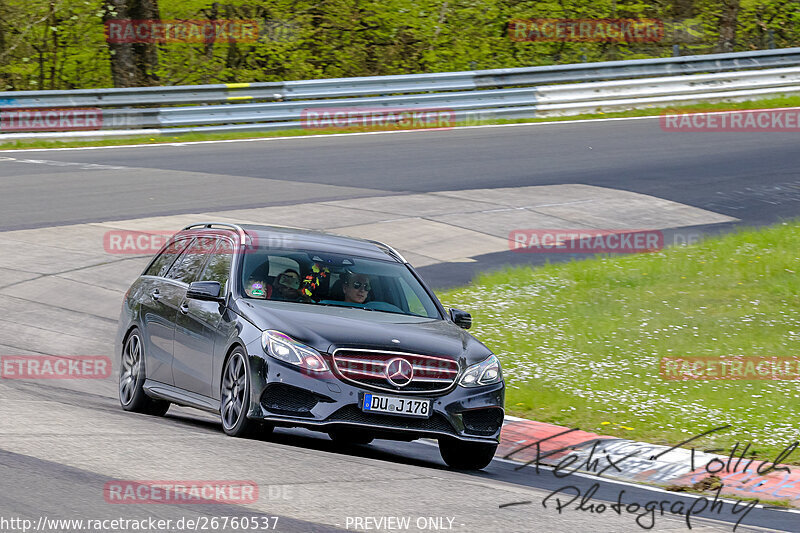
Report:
182,222,249,246
368,240,407,263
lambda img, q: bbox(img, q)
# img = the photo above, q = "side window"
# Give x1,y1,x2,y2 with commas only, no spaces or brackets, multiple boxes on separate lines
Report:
145,238,191,278
198,239,234,295
398,278,428,316
166,237,216,284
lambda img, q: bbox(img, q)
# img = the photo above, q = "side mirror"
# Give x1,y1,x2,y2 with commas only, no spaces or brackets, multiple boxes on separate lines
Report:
449,308,472,330
186,281,224,302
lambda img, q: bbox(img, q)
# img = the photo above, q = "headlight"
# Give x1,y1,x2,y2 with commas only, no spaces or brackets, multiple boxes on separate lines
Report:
261,330,328,372
459,355,502,387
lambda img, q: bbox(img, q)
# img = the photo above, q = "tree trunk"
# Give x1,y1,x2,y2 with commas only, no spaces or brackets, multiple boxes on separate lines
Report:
203,3,219,68
104,0,160,87
223,3,241,81
717,0,740,52
49,1,57,89
0,0,6,89
671,0,695,19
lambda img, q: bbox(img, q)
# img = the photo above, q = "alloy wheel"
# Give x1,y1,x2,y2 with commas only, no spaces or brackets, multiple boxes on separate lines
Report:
221,352,247,430
119,333,141,406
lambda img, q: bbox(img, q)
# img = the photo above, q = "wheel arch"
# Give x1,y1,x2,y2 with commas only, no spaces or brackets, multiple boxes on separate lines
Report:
219,340,248,393
220,338,269,421
121,324,140,348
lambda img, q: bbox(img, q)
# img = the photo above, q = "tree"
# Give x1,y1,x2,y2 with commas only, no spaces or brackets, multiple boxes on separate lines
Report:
671,0,696,19
104,0,160,86
0,0,7,89
716,0,740,51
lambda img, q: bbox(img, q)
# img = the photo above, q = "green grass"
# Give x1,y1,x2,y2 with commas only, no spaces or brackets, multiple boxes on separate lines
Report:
1,94,799,151
437,221,800,463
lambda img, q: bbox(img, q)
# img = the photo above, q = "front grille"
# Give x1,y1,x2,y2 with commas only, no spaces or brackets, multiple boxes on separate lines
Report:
327,405,455,434
332,349,460,393
462,408,504,436
261,384,330,417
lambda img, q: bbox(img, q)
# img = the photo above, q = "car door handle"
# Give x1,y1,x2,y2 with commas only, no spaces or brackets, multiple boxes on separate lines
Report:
179,302,190,314
151,289,161,301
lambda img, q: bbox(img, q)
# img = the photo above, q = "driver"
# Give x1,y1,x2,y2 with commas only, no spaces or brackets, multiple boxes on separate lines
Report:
342,271,371,304
272,269,304,301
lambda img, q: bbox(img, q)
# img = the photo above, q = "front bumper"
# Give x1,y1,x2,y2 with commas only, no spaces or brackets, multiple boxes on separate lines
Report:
245,350,505,443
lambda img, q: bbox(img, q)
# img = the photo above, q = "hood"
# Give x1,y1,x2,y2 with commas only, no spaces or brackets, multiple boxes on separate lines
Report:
234,299,492,364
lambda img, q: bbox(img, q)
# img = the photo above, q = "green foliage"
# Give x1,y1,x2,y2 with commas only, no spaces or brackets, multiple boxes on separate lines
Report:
0,0,113,89
438,221,800,460
0,0,797,90
737,0,800,50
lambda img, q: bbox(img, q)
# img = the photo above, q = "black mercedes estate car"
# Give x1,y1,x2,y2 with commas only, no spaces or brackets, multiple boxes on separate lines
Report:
116,223,505,469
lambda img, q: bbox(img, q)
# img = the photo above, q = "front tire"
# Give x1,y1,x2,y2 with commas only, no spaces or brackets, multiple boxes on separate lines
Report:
438,438,497,470
220,349,261,437
119,329,170,416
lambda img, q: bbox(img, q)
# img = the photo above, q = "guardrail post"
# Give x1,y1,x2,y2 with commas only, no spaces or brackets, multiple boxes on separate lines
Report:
673,44,681,57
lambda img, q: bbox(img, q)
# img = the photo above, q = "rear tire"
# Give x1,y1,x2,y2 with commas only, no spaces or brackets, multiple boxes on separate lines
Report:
438,438,497,470
119,329,170,416
220,348,260,438
328,429,374,446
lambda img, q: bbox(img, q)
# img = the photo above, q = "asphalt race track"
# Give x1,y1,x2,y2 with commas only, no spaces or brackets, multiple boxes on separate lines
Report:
2,117,799,230
1,116,799,533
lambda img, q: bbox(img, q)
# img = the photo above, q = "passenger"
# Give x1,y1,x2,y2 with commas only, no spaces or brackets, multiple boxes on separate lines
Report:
342,272,371,304
245,275,269,299
272,269,303,301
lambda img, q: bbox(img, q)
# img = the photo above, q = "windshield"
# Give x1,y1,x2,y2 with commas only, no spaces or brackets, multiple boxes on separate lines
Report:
238,248,442,319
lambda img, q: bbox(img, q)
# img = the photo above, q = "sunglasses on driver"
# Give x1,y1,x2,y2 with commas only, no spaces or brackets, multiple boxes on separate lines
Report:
349,281,371,291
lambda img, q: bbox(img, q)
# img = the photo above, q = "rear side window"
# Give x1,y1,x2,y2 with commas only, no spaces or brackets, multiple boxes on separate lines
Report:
166,237,216,284
145,238,191,278
198,239,234,293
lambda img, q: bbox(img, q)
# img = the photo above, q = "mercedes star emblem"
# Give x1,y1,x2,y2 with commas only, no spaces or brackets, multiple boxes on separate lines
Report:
385,357,413,387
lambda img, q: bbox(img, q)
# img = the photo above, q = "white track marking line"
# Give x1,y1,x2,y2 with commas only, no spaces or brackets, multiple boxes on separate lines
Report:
0,113,690,154
0,156,127,169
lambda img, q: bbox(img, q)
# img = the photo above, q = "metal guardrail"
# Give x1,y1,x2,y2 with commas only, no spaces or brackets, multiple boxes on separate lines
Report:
2,47,800,109
1,47,800,139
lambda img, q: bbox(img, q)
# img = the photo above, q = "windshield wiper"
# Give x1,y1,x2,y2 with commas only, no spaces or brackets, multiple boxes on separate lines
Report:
310,301,425,317
312,302,374,311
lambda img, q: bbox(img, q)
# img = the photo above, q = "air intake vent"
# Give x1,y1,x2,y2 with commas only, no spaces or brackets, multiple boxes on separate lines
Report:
462,408,504,436
261,384,330,417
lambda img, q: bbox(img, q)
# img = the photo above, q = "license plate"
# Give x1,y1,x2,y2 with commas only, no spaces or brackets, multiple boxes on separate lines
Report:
362,393,432,418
